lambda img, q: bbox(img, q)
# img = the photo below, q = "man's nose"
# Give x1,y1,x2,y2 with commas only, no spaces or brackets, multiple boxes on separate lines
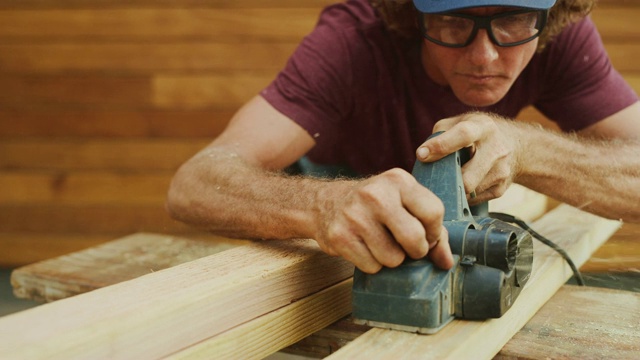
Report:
466,29,499,65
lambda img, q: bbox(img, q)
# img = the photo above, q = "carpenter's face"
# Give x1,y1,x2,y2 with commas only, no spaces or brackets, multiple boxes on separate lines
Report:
421,7,539,107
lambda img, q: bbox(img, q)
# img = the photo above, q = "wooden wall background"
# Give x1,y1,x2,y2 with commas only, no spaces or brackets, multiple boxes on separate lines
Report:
0,0,638,267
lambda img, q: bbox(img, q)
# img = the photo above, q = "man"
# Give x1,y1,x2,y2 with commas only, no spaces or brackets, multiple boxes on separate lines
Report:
166,0,640,274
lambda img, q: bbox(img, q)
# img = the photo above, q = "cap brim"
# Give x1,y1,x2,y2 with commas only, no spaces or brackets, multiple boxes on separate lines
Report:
413,0,557,13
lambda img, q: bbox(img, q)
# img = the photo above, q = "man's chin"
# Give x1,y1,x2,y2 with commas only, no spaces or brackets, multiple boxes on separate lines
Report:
456,92,505,108
452,85,509,108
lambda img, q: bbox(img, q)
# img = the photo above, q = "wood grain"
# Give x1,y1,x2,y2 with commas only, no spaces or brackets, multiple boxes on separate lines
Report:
0,0,637,274
0,231,235,268
282,285,640,359
0,9,321,41
495,285,640,360
0,233,117,268
0,205,191,233
0,236,354,359
0,43,295,74
168,279,353,360
0,109,233,138
0,0,335,10
581,222,640,273
0,139,208,171
11,233,246,301
326,205,621,360
0,171,171,205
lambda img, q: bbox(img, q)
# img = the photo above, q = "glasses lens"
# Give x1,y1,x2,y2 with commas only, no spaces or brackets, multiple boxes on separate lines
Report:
423,14,475,46
491,11,543,45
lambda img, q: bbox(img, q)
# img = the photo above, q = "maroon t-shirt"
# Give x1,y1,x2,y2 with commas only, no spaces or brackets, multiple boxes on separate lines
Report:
261,0,638,175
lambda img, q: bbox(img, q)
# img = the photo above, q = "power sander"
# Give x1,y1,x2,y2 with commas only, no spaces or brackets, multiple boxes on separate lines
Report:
352,135,534,334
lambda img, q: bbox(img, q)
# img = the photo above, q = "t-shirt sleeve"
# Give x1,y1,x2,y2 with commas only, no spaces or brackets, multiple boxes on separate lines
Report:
534,17,638,132
260,5,357,146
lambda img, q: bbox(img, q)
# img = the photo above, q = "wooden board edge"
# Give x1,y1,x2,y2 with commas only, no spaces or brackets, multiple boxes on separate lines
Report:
167,279,353,360
326,205,621,360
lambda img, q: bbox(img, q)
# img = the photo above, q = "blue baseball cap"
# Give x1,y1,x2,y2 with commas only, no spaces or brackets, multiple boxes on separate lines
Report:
413,0,557,13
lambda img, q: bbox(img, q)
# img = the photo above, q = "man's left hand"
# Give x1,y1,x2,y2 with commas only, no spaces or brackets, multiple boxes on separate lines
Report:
416,112,523,204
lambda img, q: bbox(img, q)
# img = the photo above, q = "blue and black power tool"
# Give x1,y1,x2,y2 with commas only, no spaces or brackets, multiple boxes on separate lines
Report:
352,135,534,334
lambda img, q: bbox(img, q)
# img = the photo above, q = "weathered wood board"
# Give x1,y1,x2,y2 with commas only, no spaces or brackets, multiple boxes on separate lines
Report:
11,233,247,302
284,285,640,359
326,204,622,360
0,238,354,359
6,204,626,359
495,285,640,360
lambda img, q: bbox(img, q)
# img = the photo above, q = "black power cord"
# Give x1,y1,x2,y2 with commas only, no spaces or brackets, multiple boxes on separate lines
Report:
489,212,586,286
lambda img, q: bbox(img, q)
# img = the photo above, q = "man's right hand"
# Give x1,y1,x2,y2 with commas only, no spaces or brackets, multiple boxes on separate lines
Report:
313,168,454,274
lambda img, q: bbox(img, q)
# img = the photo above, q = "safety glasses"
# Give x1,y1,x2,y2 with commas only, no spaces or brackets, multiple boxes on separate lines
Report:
419,9,548,48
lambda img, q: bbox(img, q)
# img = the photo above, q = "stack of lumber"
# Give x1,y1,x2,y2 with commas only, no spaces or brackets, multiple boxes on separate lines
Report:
4,203,640,359
0,0,638,268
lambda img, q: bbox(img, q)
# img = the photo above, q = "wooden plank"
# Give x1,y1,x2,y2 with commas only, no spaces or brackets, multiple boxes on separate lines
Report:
0,73,272,110
0,139,208,171
0,205,192,233
327,205,621,360
0,109,233,138
0,9,321,42
0,171,171,205
0,233,117,268
4,41,635,78
592,8,640,41
0,42,296,74
0,236,354,359
153,74,640,110
283,221,640,357
6,185,548,296
597,0,640,6
11,233,245,302
581,222,640,272
152,73,272,109
605,43,640,72
488,184,548,221
0,231,234,268
0,75,152,109
2,72,633,113
283,285,640,359
0,0,336,10
168,279,353,360
495,286,640,360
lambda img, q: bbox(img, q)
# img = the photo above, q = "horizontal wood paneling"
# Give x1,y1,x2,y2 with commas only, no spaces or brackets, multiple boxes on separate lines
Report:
0,205,190,233
0,0,336,10
0,139,208,171
152,73,271,109
1,1,638,267
0,231,243,267
0,43,297,74
0,109,233,137
0,9,320,42
0,171,171,205
592,7,640,41
0,73,271,110
0,75,151,109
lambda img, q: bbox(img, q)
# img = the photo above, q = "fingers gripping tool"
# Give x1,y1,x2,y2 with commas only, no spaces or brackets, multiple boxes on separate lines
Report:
351,133,534,334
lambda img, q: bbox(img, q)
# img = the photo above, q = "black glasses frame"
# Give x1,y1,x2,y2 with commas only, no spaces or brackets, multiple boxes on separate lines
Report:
419,9,549,48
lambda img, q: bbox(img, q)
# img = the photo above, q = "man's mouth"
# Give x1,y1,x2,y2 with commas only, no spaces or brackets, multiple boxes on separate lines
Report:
462,73,502,84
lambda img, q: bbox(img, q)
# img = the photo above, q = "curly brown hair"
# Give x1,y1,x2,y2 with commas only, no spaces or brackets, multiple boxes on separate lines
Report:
368,0,595,52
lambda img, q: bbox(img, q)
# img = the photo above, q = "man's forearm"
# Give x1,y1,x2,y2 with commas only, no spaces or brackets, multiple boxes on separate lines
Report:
166,148,339,241
166,146,454,273
515,125,640,222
